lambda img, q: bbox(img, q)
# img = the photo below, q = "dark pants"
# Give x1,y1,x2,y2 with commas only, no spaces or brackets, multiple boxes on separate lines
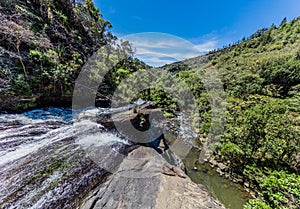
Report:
146,133,169,153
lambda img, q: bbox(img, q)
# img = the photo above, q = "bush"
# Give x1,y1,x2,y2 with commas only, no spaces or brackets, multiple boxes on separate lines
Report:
247,170,300,209
244,200,272,209
12,74,31,96
268,171,299,206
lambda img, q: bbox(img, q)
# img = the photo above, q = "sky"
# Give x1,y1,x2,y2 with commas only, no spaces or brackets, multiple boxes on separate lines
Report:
95,0,300,66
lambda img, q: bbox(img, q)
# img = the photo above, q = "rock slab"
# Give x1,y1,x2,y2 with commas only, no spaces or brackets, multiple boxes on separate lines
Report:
79,147,226,209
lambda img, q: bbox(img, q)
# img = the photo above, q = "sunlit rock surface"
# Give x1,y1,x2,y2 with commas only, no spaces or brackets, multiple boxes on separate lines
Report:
79,147,225,209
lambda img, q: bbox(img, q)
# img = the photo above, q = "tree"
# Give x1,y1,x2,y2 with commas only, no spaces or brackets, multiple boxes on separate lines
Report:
280,17,287,26
270,23,276,29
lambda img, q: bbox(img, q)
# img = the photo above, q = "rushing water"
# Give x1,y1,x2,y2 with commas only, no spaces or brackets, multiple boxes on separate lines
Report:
0,107,250,209
0,107,130,208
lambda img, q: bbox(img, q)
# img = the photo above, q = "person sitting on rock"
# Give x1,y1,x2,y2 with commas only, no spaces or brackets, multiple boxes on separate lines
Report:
146,124,169,154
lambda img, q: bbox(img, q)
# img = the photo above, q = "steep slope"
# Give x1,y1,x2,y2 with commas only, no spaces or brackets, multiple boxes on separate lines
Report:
209,18,300,209
158,17,300,209
0,0,112,112
209,17,300,99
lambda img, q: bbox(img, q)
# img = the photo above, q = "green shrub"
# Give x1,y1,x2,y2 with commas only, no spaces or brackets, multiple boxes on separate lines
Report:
12,74,31,95
260,171,300,208
244,200,272,209
29,50,42,60
54,10,68,26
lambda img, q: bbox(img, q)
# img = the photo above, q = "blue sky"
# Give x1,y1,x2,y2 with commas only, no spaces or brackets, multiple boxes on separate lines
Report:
95,0,300,66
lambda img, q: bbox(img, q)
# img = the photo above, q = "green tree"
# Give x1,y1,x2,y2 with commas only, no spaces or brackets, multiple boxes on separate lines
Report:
280,17,287,26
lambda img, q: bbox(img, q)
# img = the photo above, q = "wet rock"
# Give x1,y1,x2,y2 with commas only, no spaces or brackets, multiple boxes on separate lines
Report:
217,163,228,171
216,168,224,175
0,113,130,209
244,182,250,188
79,147,225,209
209,158,218,167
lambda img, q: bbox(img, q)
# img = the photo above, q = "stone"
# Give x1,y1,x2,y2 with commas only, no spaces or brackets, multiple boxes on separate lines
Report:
79,147,226,209
244,182,250,188
217,163,228,171
216,168,224,175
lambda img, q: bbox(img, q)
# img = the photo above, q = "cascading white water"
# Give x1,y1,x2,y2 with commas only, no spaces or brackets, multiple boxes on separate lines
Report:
0,107,130,209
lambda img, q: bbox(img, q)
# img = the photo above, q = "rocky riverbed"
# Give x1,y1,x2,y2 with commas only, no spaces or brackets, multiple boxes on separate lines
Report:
0,106,227,209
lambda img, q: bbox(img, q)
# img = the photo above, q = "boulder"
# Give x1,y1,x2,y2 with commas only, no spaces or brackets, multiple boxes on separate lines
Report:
79,147,225,209
98,101,161,130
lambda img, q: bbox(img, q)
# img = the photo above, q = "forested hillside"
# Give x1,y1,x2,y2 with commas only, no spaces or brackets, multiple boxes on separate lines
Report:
160,18,300,208
0,0,112,111
0,0,145,112
211,18,300,209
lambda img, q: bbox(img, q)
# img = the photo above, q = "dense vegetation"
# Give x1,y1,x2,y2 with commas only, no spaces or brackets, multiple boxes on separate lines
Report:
0,0,123,111
160,18,300,208
0,0,147,112
209,18,300,209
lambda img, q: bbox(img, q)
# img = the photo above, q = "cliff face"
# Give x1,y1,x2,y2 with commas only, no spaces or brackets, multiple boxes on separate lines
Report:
0,0,111,112
79,147,225,209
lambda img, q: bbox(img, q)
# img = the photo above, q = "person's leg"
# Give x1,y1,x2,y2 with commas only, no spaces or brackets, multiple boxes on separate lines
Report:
147,138,163,153
153,146,163,154
163,138,169,151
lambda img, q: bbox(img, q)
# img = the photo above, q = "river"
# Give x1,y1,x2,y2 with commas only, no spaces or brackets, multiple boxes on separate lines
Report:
0,107,250,208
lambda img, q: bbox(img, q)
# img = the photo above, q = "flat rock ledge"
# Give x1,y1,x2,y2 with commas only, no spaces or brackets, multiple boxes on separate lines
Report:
79,147,225,209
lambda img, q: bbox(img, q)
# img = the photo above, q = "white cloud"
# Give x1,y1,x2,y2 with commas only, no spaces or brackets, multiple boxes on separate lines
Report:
122,32,218,67
195,40,218,52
